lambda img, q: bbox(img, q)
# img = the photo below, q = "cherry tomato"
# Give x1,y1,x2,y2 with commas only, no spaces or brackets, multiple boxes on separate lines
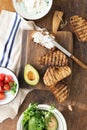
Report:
0,92,5,100
0,81,4,87
0,86,4,92
0,73,15,100
0,74,5,81
3,84,10,91
4,75,13,83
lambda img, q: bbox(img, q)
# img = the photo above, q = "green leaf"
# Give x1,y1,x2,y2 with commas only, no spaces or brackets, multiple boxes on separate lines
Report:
10,82,17,95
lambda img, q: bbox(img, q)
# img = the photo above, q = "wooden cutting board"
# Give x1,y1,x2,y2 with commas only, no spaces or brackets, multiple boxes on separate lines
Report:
19,30,73,90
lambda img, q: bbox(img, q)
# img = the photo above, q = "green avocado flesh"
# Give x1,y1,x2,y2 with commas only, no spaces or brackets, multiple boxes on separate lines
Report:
24,64,39,86
28,117,36,130
46,115,58,130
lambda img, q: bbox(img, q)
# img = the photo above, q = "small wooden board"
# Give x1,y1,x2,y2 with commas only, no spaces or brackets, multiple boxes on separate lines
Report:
19,30,73,90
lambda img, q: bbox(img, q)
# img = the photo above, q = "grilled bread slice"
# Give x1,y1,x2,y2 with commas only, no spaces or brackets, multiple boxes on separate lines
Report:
43,66,71,86
70,15,87,42
39,50,68,66
47,82,70,103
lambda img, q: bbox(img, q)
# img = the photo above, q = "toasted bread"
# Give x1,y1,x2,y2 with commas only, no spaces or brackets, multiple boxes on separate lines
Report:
48,82,70,103
39,50,68,67
43,66,71,86
70,15,87,42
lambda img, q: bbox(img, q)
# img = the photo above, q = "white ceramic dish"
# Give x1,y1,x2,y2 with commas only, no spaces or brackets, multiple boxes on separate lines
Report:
12,0,53,20
17,104,67,130
0,67,19,105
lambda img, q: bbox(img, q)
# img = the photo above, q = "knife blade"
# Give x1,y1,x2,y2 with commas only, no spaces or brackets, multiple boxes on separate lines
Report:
52,40,71,57
51,38,87,69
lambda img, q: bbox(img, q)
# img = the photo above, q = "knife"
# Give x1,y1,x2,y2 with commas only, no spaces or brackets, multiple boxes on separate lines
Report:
51,39,87,69
51,10,87,69
32,31,87,69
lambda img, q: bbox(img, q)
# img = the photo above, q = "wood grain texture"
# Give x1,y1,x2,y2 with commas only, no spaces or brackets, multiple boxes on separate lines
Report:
0,0,87,130
0,0,15,12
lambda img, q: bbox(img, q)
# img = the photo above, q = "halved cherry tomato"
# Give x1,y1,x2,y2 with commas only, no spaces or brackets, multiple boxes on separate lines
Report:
0,73,16,100
0,86,4,92
3,84,10,91
0,74,5,81
4,75,13,83
0,81,4,87
0,92,5,100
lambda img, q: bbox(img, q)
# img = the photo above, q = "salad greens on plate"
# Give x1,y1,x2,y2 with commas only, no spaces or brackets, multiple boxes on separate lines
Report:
22,103,58,130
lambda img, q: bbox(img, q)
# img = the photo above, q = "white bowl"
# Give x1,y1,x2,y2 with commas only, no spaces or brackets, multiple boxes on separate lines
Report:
12,0,53,20
17,104,67,130
0,67,19,105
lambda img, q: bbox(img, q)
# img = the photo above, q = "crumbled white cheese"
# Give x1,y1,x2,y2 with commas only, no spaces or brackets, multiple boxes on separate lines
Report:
23,0,47,12
23,0,35,8
32,32,55,49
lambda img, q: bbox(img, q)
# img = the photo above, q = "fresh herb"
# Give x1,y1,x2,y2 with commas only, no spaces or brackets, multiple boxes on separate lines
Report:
22,103,58,130
10,82,17,95
45,0,49,5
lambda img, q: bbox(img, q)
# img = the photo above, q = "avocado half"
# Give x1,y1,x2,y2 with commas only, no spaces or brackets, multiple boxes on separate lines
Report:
24,64,40,86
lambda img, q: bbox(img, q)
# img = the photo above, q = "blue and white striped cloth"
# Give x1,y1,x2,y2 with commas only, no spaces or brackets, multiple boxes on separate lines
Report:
0,10,41,123
0,10,39,76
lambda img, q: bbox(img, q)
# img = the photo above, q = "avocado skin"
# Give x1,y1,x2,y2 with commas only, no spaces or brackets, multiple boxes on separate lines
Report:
24,64,40,86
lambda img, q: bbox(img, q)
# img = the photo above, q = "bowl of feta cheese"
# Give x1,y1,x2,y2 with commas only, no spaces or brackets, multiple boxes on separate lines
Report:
12,0,53,20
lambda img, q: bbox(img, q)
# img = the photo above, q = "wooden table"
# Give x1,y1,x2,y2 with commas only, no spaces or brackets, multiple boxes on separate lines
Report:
0,0,87,130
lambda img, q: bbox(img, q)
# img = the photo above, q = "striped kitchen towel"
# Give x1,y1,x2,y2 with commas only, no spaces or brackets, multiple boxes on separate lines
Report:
0,10,42,122
0,10,40,76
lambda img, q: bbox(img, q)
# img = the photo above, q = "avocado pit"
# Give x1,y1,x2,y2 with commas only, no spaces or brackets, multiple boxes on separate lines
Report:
27,71,35,81
24,64,40,86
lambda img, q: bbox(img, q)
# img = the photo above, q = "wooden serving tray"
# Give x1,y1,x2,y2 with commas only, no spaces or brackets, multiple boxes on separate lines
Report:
19,30,73,90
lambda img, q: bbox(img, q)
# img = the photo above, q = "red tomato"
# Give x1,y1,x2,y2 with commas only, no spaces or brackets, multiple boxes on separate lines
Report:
0,74,5,81
0,86,4,92
3,84,10,91
0,81,4,87
0,92,5,100
4,75,13,83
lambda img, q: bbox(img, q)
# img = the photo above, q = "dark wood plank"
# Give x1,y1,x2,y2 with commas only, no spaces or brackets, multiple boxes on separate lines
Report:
1,1,87,130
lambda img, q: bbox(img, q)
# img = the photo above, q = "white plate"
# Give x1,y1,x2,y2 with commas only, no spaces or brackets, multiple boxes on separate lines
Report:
12,0,53,20
0,67,19,105
17,104,67,130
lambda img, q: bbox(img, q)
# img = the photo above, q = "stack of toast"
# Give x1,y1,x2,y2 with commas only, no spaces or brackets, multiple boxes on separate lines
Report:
39,49,71,103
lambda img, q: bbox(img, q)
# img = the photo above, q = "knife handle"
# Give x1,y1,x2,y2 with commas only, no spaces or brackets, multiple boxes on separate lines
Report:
71,55,87,69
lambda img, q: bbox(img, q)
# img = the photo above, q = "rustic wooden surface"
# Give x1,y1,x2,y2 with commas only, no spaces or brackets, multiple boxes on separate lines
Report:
0,0,15,12
0,0,87,130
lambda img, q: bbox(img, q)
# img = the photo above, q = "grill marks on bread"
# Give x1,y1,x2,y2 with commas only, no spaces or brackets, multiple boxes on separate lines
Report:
38,39,71,103
70,15,87,42
39,50,68,66
43,66,71,86
48,82,70,103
